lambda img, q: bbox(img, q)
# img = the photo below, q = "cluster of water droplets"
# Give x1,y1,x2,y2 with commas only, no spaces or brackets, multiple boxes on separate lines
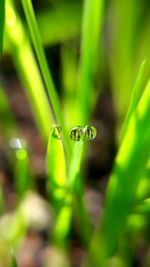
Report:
70,125,97,141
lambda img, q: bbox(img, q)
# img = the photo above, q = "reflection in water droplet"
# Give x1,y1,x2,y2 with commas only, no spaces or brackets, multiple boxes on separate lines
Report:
70,126,97,141
70,126,84,141
84,125,97,140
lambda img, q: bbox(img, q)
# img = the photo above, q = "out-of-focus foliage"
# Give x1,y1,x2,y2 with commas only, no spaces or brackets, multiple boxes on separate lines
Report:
0,0,150,266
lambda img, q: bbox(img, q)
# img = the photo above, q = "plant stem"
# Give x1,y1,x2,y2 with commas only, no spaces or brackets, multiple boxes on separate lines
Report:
21,0,71,159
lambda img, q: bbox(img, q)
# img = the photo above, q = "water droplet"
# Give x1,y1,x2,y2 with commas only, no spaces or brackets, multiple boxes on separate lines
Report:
84,126,97,140
70,126,84,141
51,124,62,139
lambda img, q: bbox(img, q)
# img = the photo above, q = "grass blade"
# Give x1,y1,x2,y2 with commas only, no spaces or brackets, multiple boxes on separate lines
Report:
77,0,104,124
13,139,32,201
120,60,147,143
46,124,67,209
101,79,150,258
21,0,71,158
46,124,68,246
86,79,150,267
5,2,53,141
0,0,5,55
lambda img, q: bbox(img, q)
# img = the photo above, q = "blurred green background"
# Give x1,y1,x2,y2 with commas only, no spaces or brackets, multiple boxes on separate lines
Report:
0,0,150,266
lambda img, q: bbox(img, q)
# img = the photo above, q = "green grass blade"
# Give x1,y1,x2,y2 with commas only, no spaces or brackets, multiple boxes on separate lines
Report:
100,79,150,258
52,141,84,247
46,125,68,246
21,0,71,158
108,0,139,121
46,125,67,209
120,60,147,143
77,0,104,124
51,141,91,247
0,0,5,55
68,142,84,191
68,142,92,247
86,79,150,267
14,140,31,201
5,2,53,141
61,43,78,129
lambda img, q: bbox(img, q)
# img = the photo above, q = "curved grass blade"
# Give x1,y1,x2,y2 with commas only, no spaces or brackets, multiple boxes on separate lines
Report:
77,0,104,124
120,60,147,143
101,79,150,258
21,0,71,159
5,2,53,141
86,79,150,267
0,0,5,55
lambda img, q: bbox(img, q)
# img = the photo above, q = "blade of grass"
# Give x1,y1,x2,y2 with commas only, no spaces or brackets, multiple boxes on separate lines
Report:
69,142,92,246
86,79,150,267
0,0,5,55
119,60,147,143
61,43,78,129
46,125,67,209
13,139,32,201
46,124,68,246
77,0,104,124
5,2,53,141
108,0,139,121
54,141,92,248
21,0,71,159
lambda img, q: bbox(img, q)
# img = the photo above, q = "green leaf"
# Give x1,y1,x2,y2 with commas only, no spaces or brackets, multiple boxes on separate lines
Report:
101,79,150,257
46,124,67,208
77,0,104,124
21,0,71,159
5,1,53,141
120,60,147,143
87,79,150,267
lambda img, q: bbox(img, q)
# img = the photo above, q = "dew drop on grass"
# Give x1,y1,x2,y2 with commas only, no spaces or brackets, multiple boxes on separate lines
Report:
70,125,97,141
70,126,84,141
51,124,62,139
83,125,97,140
